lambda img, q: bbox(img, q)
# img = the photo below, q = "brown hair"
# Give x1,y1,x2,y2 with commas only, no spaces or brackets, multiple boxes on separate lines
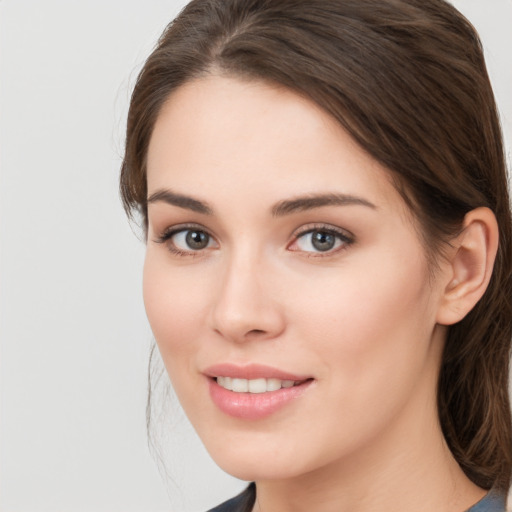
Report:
120,0,512,491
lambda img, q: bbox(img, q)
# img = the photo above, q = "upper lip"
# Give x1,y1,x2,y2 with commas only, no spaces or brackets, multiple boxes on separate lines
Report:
203,363,311,381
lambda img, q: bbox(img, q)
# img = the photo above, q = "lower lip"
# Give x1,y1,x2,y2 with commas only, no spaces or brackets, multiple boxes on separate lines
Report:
208,378,313,420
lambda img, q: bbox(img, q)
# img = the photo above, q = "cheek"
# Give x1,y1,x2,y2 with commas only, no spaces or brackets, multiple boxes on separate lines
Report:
142,251,208,360
288,248,436,392
142,252,217,419
279,256,439,458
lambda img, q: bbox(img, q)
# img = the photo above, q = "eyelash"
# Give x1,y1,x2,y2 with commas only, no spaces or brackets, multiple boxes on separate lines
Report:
154,223,214,257
153,223,355,257
291,224,354,254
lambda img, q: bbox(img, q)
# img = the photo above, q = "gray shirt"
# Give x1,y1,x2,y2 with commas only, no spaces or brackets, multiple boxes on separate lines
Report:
208,484,507,512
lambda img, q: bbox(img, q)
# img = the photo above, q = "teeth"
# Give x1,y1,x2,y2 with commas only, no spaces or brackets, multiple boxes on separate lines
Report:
248,378,266,393
216,377,299,393
266,378,281,391
217,376,233,390
232,378,249,392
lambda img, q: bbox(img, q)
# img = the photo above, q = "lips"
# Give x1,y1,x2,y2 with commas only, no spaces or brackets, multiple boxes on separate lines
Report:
204,363,314,419
204,363,310,381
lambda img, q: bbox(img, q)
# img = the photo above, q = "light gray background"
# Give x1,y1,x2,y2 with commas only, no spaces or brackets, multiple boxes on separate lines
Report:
1,1,511,511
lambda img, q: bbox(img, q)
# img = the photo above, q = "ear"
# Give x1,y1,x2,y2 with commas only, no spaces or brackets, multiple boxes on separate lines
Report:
436,207,499,326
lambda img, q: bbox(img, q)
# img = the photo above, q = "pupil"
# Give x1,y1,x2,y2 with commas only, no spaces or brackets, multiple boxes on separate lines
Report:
312,231,335,251
186,230,209,250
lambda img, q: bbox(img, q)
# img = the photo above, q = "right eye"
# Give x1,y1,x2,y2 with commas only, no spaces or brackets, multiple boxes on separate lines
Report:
174,229,212,250
155,226,217,255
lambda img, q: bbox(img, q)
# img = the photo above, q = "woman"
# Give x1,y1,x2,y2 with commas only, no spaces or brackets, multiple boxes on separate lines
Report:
120,0,512,510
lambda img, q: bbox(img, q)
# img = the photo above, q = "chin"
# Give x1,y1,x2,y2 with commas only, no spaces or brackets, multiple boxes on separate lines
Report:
198,428,325,482
213,455,300,482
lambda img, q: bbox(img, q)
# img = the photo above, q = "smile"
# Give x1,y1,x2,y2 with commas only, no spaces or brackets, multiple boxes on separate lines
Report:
207,368,314,420
215,376,298,393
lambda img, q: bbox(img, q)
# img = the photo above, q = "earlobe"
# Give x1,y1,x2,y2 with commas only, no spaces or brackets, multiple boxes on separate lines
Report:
436,207,499,326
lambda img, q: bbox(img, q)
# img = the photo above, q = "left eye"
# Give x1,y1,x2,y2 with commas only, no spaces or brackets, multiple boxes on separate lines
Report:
293,229,348,253
172,229,215,251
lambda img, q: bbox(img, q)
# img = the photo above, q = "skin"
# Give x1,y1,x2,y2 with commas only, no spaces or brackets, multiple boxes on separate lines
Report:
143,75,491,511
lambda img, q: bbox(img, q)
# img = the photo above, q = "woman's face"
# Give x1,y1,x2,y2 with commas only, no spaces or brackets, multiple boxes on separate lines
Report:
144,76,449,481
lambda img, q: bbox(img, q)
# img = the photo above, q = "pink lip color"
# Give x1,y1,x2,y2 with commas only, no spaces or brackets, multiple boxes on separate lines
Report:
204,363,309,381
204,364,313,420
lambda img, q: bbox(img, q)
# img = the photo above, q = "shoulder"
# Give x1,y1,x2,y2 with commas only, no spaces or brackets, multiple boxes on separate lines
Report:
207,483,256,512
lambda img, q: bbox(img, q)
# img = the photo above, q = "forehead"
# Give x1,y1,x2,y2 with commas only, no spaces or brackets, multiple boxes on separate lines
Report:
146,75,406,216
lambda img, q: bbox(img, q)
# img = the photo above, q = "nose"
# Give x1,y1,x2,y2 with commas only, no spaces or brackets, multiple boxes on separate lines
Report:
209,253,286,343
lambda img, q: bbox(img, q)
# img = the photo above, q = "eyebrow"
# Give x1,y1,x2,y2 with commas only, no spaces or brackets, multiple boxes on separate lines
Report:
146,189,376,216
147,189,213,215
271,193,376,216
